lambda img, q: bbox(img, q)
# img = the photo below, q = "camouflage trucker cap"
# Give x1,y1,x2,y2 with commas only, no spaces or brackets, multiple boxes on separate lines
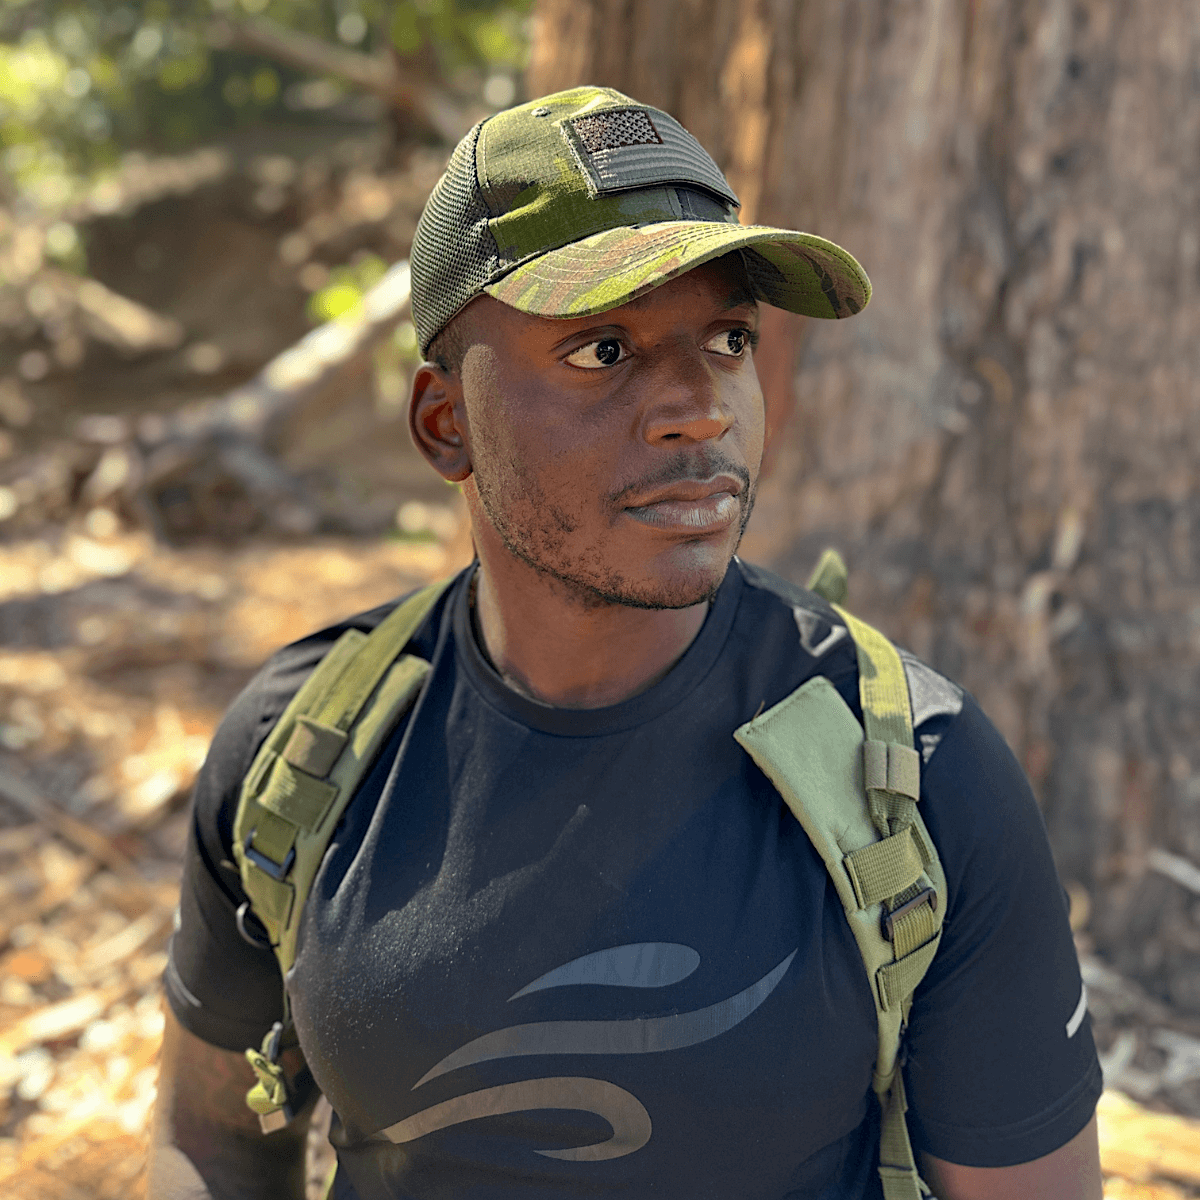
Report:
409,85,871,355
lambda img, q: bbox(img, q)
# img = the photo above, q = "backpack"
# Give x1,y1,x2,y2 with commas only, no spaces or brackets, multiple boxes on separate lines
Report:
232,552,945,1200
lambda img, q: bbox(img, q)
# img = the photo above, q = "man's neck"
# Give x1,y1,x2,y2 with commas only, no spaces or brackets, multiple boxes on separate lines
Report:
470,562,712,710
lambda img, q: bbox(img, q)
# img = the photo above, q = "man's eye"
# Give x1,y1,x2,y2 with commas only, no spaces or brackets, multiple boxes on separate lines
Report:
704,329,749,357
565,338,626,369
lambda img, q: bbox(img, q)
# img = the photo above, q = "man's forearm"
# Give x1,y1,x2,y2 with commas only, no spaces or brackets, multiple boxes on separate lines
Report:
147,1109,309,1200
920,1113,1103,1200
148,1006,311,1200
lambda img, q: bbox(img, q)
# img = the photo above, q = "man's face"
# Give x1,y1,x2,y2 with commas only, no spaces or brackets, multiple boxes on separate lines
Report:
456,255,765,610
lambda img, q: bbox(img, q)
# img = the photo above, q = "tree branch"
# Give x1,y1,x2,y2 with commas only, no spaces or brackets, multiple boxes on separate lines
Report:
208,16,464,142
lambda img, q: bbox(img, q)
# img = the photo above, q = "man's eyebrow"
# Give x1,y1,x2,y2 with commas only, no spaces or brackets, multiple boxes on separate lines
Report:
723,287,758,310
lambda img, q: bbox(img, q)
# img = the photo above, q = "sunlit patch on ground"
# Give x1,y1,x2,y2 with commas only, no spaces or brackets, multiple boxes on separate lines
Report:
0,534,459,1198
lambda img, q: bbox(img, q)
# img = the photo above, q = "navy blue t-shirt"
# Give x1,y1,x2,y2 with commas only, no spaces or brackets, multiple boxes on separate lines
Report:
167,559,1101,1198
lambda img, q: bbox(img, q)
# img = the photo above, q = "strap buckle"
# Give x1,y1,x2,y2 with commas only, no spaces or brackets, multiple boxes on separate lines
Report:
244,830,295,882
246,1022,317,1133
882,886,937,942
259,1067,317,1133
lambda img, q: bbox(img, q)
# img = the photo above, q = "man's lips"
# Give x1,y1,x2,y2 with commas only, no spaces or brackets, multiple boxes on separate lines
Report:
622,475,743,533
621,474,743,509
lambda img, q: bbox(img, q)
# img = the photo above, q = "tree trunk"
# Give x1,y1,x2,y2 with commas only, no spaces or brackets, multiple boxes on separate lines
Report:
529,0,1200,1016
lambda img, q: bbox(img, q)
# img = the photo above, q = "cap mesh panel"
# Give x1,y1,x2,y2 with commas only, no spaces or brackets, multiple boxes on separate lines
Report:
410,122,500,354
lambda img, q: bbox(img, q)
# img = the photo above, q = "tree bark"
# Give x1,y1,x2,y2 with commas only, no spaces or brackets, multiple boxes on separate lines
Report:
529,0,1200,1016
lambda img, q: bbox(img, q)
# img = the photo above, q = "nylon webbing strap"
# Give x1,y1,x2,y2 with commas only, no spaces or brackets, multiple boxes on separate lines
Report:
833,601,942,1200
833,605,911,747
805,546,849,606
876,1072,926,1200
313,583,451,731
844,828,925,909
890,893,941,960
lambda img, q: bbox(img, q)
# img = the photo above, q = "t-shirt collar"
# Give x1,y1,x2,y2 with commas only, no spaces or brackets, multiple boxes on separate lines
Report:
452,560,745,737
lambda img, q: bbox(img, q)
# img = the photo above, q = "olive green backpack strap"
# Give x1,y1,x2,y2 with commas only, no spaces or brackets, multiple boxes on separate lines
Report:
734,575,945,1200
232,578,453,1129
806,546,849,607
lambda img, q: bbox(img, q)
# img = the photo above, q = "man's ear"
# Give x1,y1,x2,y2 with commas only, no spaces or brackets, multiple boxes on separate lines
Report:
409,361,472,482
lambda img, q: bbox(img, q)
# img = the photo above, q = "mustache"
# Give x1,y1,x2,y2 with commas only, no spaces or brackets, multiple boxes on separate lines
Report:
608,453,752,507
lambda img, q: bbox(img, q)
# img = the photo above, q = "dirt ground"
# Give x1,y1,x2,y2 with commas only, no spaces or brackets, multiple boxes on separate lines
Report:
0,524,463,1198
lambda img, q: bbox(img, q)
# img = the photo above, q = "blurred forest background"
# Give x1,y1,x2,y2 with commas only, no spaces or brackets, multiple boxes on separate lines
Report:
0,1,1197,1197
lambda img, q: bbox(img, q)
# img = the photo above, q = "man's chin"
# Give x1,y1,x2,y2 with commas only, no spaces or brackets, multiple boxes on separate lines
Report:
492,512,741,612
555,549,734,612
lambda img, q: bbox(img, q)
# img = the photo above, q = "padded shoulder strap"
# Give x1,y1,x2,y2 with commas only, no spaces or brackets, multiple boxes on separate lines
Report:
734,604,945,1200
233,578,453,991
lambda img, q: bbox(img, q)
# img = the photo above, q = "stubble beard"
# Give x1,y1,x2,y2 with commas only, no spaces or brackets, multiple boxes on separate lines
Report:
473,465,756,613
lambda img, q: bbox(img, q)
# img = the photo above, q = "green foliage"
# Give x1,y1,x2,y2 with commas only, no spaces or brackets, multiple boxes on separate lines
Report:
307,250,389,323
0,0,532,211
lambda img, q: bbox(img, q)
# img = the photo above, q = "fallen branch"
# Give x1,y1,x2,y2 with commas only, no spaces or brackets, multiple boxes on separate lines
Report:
209,17,464,142
27,259,415,542
1,262,413,540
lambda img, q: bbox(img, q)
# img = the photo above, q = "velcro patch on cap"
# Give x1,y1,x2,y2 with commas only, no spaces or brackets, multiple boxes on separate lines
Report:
572,108,664,153
562,107,739,209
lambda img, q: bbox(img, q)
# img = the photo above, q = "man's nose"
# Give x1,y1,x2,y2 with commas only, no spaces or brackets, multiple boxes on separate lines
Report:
639,344,734,445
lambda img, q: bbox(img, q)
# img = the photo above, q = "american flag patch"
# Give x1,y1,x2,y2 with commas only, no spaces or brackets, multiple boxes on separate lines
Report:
571,108,663,154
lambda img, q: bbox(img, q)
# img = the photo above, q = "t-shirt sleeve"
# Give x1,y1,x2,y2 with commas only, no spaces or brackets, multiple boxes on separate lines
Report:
902,692,1102,1167
164,663,297,1051
164,620,374,1050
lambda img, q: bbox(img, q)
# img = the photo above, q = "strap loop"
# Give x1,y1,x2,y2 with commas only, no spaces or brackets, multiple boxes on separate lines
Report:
877,935,941,1013
258,759,339,833
863,739,920,799
844,829,926,909
283,716,348,778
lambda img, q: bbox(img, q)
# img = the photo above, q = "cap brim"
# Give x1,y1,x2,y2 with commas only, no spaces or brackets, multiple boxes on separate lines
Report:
483,220,870,321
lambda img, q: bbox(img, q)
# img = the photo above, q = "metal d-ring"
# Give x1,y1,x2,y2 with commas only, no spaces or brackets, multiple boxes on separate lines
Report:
236,901,274,949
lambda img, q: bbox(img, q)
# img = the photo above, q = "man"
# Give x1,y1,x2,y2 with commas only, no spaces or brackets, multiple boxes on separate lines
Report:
150,87,1103,1199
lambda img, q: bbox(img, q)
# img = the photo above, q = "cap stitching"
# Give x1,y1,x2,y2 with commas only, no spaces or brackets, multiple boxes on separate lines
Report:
473,118,498,220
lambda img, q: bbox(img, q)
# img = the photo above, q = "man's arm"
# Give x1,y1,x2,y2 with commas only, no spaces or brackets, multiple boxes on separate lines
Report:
920,1113,1103,1200
148,1005,313,1200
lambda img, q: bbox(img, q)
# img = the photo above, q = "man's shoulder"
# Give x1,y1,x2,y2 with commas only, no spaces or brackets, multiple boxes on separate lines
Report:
732,558,964,750
191,574,460,866
235,575,458,741
733,557,853,661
